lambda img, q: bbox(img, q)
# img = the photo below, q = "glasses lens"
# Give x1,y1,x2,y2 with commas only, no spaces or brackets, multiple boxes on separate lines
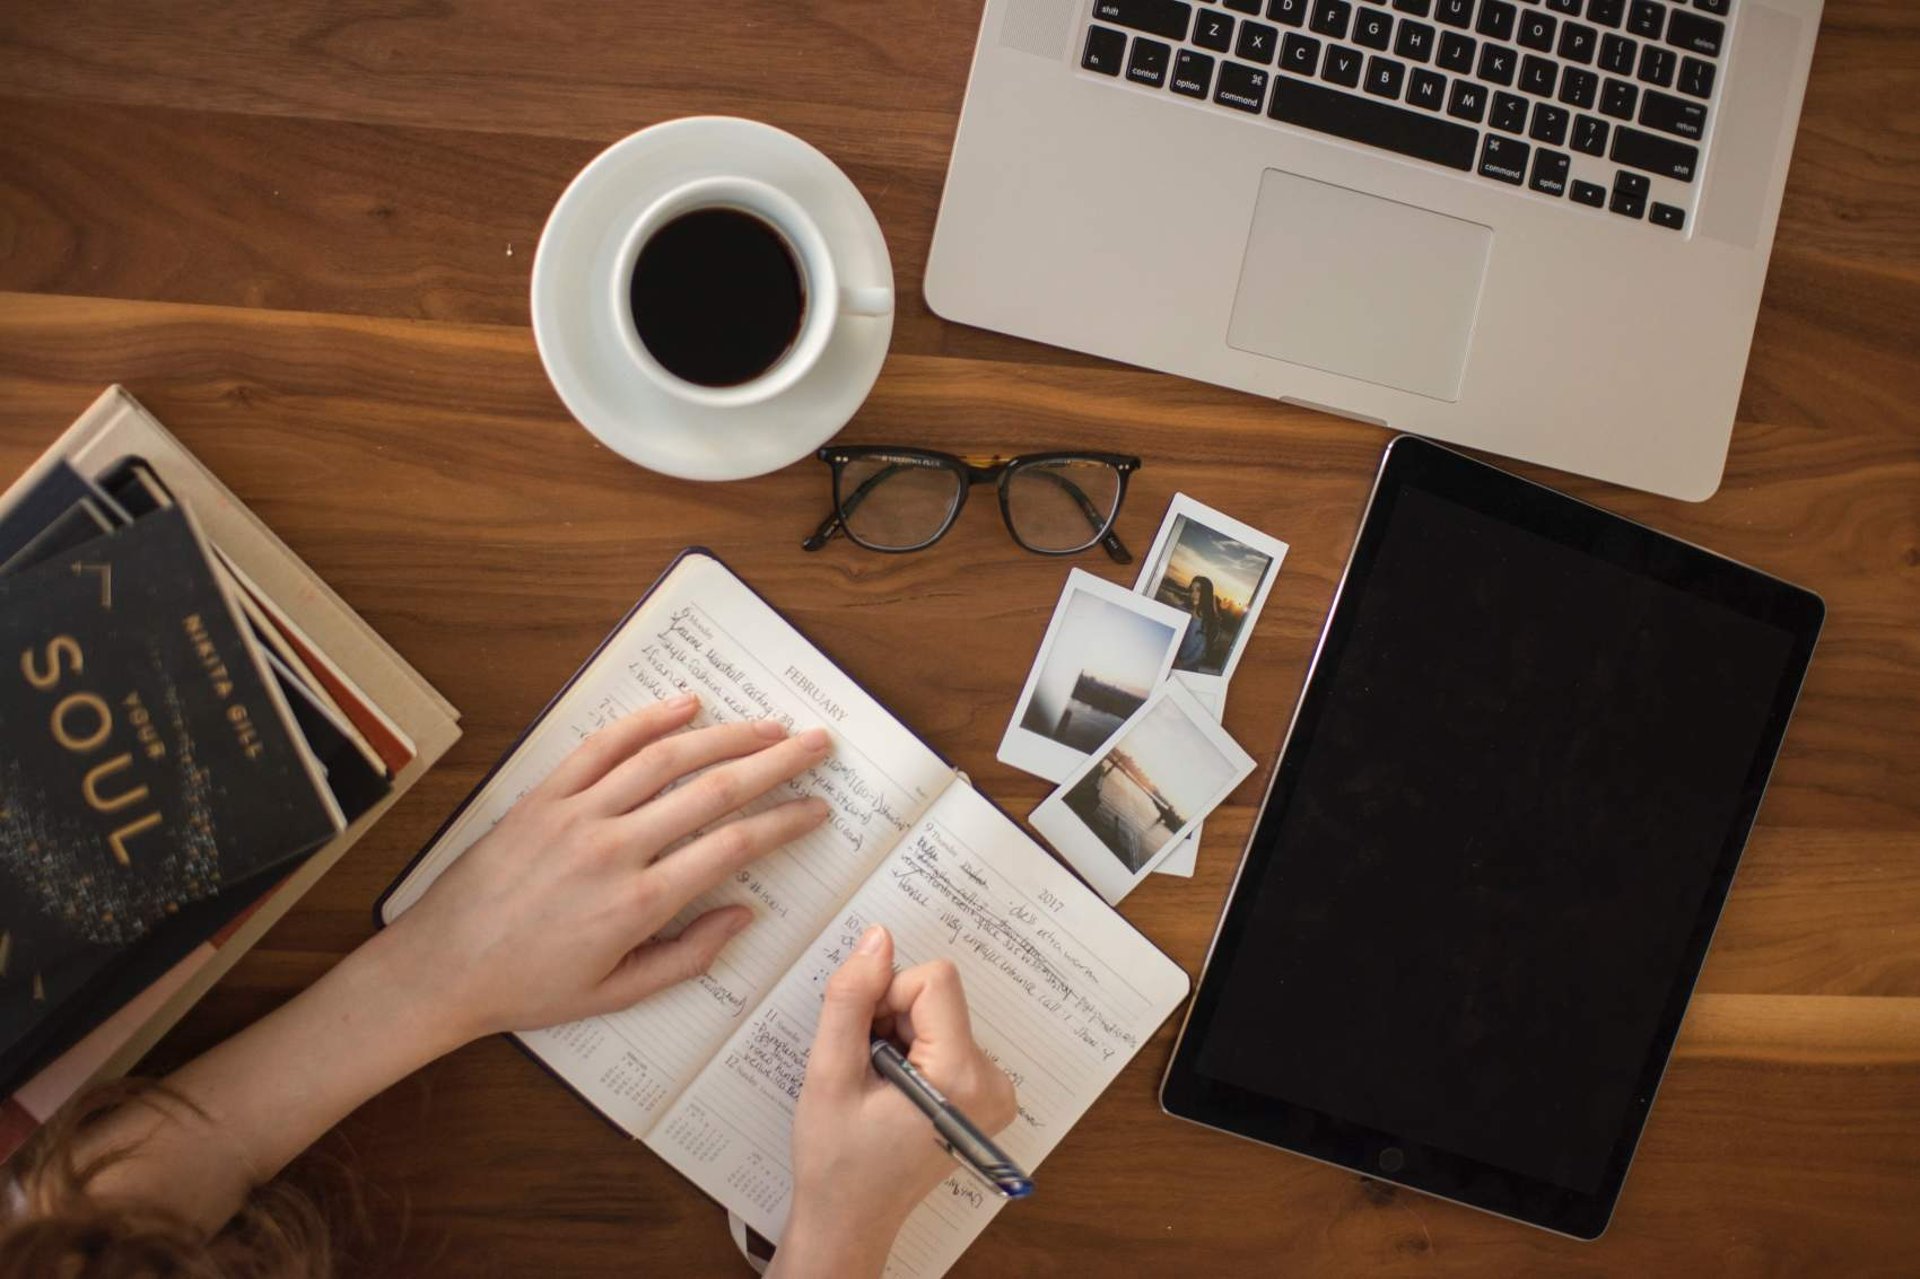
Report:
837,455,964,550
1004,459,1123,553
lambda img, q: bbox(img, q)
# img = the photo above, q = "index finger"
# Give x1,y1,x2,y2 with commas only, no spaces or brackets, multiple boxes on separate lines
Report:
537,694,699,799
881,959,975,1051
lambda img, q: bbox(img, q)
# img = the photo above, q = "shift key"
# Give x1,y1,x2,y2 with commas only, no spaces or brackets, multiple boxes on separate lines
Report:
1092,0,1193,41
1611,124,1698,181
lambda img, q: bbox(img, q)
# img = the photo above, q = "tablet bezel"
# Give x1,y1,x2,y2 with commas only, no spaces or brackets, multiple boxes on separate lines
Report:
1159,436,1824,1239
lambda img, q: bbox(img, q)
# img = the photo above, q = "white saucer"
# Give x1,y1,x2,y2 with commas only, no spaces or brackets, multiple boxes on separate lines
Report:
530,117,893,482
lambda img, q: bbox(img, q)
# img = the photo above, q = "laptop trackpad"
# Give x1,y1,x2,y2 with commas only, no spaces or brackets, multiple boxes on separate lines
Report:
1227,170,1493,403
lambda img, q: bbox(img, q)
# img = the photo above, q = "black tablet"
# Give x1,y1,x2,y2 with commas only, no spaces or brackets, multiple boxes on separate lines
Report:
1161,437,1824,1238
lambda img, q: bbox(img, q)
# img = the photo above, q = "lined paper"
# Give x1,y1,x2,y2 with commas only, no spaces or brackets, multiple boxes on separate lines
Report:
382,554,954,1133
650,783,1191,1278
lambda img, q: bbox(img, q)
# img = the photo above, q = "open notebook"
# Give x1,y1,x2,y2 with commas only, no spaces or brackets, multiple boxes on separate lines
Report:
379,550,1189,1278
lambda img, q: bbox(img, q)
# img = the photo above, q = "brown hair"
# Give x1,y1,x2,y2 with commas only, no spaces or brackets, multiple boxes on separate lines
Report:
0,1080,363,1278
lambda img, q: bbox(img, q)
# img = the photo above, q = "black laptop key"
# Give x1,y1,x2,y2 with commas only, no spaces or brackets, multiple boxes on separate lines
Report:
1520,53,1558,94
1447,78,1488,120
1626,0,1663,37
1529,101,1570,143
1127,36,1174,84
1479,41,1517,83
1396,19,1437,58
1083,24,1129,73
1172,48,1217,94
1587,0,1625,25
1693,0,1728,14
1491,89,1528,131
1638,43,1675,86
1094,0,1195,40
1281,30,1324,71
1225,0,1265,12
1547,0,1582,12
1599,31,1636,72
1355,7,1393,46
1476,0,1517,39
1196,9,1236,50
1322,42,1365,84
1649,200,1686,228
1610,168,1649,216
1366,54,1409,95
1438,30,1477,69
1311,0,1355,36
1570,177,1607,205
1559,20,1597,61
1393,0,1434,13
1238,18,1281,60
1407,65,1446,107
1612,123,1697,179
1529,146,1571,194
1479,133,1530,183
1436,0,1476,27
1572,112,1609,153
1270,0,1311,24
1216,59,1272,107
1266,72,1480,167
1640,87,1705,137
1560,66,1598,106
1677,55,1714,98
1601,76,1638,117
1665,8,1722,54
1518,9,1556,50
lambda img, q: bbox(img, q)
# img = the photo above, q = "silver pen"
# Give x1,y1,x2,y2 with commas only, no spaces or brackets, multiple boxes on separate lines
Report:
868,1036,1034,1200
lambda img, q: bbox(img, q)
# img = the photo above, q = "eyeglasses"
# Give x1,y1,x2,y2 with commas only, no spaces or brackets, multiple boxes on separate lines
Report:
802,447,1140,562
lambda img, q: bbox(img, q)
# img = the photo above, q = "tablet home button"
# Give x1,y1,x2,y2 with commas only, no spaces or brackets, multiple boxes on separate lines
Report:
1378,1147,1406,1174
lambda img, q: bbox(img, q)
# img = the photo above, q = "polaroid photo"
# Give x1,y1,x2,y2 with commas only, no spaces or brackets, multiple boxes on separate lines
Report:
1031,681,1255,905
998,569,1189,784
1132,494,1289,698
1151,676,1223,879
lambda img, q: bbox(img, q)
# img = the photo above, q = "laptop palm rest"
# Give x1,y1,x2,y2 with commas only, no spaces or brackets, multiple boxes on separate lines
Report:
1227,170,1493,403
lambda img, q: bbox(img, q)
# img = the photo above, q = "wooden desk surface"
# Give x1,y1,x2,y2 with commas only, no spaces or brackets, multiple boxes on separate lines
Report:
2,1,1915,1273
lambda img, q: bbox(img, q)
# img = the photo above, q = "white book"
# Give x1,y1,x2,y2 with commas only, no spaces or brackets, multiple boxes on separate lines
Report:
380,550,1189,1279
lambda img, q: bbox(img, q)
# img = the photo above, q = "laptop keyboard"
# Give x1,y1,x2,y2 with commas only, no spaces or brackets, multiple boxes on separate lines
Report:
1081,0,1727,230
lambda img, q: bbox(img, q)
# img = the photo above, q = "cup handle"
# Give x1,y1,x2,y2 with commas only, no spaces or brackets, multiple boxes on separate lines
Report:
841,284,894,318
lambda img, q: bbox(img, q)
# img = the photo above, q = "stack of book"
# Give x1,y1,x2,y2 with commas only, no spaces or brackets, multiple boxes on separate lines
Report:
0,387,460,1160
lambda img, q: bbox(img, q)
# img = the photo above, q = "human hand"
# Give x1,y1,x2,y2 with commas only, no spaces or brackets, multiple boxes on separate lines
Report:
382,692,831,1046
774,926,1018,1279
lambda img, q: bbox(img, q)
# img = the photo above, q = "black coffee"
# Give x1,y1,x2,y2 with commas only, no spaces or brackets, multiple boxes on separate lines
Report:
628,208,806,388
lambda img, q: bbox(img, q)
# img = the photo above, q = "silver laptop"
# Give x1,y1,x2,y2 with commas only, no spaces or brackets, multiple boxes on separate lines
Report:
927,0,1823,499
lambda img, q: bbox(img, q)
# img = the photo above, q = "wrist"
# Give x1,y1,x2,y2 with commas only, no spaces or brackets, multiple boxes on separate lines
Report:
773,1200,909,1279
338,921,484,1061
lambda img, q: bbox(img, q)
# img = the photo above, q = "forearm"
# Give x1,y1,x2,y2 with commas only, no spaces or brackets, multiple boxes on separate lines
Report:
80,921,468,1231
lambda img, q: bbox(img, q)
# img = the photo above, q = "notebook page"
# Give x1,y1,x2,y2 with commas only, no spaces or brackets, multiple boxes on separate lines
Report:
382,553,955,1134
647,784,1191,1278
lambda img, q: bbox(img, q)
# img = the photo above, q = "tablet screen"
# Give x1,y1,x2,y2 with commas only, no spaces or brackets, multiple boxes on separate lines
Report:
1167,440,1821,1231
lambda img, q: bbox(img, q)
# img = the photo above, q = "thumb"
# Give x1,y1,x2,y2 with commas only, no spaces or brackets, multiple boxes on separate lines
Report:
808,925,894,1093
597,906,752,1010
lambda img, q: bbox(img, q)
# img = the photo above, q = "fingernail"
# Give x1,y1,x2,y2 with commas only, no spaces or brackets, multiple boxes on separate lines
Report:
726,909,755,937
667,693,698,709
855,925,887,955
754,718,787,740
799,727,831,752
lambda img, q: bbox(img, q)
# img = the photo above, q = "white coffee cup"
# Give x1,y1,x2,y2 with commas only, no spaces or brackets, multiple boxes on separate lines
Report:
609,175,893,410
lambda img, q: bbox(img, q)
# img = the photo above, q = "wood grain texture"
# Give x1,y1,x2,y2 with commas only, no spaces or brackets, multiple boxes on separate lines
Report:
2,0,1918,1273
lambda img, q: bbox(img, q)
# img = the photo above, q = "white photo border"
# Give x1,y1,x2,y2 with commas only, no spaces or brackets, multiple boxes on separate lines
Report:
997,568,1189,784
1030,681,1255,904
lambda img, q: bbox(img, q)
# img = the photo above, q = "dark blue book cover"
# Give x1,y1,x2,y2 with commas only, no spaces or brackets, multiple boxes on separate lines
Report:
0,507,342,1011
